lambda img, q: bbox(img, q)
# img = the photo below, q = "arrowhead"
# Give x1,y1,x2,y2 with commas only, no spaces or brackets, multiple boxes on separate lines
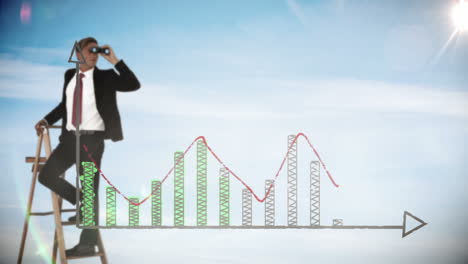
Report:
402,211,427,238
68,40,88,65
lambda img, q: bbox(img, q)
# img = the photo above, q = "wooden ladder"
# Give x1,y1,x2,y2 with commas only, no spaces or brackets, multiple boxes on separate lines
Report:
17,125,108,264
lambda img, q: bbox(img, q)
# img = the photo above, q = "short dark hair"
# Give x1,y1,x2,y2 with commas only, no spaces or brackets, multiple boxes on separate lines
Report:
77,37,98,50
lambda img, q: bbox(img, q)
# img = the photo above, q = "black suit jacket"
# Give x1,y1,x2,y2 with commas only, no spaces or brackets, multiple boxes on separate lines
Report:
44,60,140,142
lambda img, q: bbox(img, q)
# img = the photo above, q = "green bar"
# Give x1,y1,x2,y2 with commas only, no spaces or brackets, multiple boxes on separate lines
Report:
106,187,116,226
80,162,96,226
152,180,162,226
174,151,185,226
197,140,207,226
219,168,230,226
129,197,139,226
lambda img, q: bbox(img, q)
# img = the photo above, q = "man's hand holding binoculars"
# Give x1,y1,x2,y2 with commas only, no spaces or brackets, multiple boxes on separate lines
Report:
98,45,119,65
89,44,119,65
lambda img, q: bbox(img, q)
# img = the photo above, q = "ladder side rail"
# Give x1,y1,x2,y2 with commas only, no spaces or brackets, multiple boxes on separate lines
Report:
17,134,44,264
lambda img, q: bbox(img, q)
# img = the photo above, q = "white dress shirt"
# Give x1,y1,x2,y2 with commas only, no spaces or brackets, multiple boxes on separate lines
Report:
65,67,105,131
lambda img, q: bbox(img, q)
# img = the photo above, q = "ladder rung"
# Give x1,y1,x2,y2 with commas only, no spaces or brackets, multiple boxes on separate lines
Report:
25,156,47,163
67,252,104,260
30,208,76,216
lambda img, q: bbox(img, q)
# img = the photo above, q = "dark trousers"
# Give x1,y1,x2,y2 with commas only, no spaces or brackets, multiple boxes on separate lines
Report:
38,131,105,246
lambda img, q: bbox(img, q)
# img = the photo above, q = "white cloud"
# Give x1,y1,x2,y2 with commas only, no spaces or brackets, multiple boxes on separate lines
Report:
286,0,309,26
1,57,467,119
10,46,70,59
118,78,468,119
0,55,66,100
118,82,294,119
273,79,468,118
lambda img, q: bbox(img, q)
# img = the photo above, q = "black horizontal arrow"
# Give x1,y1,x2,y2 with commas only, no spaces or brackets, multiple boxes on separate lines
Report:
402,211,428,238
78,211,427,238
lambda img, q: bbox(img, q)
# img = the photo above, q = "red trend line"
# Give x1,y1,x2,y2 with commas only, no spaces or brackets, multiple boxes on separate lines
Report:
82,132,339,206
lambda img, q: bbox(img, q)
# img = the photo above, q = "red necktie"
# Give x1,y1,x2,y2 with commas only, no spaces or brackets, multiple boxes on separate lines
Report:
72,73,85,128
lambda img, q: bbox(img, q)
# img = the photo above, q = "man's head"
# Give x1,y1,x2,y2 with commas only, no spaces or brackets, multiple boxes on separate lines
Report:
76,37,99,71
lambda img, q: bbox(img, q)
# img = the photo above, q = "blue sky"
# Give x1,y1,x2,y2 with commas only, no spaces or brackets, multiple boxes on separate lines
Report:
1,0,468,263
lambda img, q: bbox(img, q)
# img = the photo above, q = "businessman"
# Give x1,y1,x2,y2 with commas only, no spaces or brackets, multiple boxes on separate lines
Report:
35,37,140,256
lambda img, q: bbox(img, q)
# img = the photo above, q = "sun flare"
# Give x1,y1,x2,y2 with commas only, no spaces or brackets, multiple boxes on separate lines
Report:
452,0,468,32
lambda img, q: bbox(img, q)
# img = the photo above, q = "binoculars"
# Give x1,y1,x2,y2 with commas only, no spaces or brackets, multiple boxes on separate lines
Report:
88,46,110,55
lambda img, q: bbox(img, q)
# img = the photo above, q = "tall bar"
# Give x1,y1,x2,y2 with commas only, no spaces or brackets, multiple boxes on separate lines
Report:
151,180,162,226
219,168,230,226
242,188,252,226
265,180,275,226
310,161,320,226
287,135,298,226
174,151,185,226
129,197,139,226
81,161,96,227
106,186,116,226
197,140,208,226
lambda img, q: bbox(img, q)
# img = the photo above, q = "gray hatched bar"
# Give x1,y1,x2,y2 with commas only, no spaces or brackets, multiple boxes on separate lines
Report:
265,180,275,226
242,188,252,226
310,161,320,226
287,135,298,226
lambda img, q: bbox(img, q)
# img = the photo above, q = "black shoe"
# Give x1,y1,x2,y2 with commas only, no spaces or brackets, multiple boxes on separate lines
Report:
67,211,83,223
68,193,84,223
68,214,77,223
65,244,96,257
68,207,83,223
